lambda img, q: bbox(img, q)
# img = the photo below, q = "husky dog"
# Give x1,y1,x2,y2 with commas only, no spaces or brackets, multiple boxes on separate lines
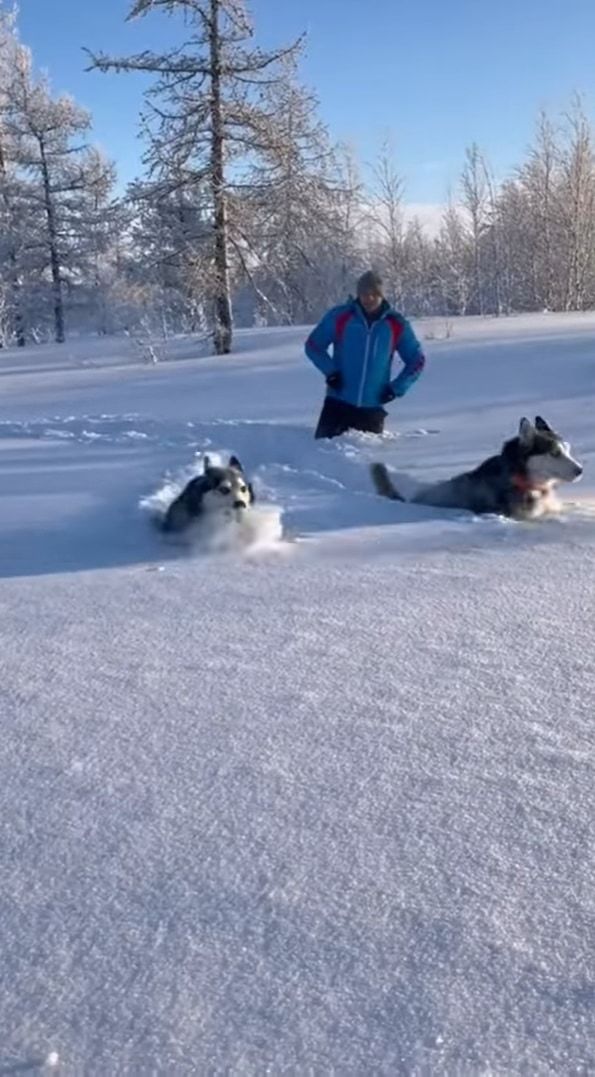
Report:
371,416,583,521
162,454,255,533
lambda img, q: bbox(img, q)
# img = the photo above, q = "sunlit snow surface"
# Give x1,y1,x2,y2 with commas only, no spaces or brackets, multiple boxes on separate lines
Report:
0,312,594,1074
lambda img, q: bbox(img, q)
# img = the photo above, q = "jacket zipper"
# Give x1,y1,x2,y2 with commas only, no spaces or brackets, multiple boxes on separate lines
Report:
355,305,391,406
357,325,372,406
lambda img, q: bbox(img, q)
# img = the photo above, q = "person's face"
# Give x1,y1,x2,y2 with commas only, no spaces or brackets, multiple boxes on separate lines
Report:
358,288,383,314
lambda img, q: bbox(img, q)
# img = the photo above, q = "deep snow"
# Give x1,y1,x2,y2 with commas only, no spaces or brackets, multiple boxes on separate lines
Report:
0,312,594,1074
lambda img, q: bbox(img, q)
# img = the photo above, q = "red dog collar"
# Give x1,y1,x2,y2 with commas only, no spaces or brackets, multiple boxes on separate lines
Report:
511,473,549,495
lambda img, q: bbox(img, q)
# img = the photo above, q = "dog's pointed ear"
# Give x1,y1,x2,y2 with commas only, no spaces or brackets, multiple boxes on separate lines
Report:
535,415,553,434
229,455,243,472
203,454,212,473
248,482,255,504
519,418,535,447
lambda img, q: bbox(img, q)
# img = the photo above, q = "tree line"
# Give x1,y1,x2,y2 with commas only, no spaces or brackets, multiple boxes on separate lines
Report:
1,0,595,353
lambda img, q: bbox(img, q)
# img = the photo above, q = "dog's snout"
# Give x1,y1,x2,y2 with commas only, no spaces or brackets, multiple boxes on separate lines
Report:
233,500,246,510
575,464,584,479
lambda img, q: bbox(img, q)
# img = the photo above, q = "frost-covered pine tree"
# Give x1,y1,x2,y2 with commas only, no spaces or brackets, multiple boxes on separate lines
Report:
559,97,595,311
496,178,535,312
434,199,472,316
367,140,406,305
480,153,505,315
400,216,434,316
460,143,489,316
126,171,215,335
73,148,123,335
0,6,27,345
516,111,560,310
330,144,369,299
3,50,117,342
233,56,344,324
89,0,302,354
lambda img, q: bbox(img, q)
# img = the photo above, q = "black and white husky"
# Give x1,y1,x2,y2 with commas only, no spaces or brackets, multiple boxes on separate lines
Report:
162,454,255,533
371,416,583,521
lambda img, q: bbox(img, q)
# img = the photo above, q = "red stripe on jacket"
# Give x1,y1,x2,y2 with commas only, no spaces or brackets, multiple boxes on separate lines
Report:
386,314,404,353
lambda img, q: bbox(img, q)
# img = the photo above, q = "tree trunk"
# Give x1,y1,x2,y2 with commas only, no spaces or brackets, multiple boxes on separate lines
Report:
8,247,25,346
0,136,26,346
542,173,553,310
209,0,232,355
472,211,484,315
39,138,65,343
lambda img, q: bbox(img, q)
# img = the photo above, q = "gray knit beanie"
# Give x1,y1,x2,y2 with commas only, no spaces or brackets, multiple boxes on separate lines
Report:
356,270,384,296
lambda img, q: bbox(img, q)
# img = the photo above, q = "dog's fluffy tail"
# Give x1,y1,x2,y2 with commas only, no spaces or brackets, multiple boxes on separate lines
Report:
370,462,406,502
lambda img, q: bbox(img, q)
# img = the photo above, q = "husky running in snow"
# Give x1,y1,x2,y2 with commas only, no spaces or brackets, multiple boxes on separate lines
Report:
162,455,255,533
371,416,583,521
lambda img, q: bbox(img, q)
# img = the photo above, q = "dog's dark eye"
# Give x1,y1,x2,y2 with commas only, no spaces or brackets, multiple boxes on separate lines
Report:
239,485,247,494
220,485,231,495
550,446,562,457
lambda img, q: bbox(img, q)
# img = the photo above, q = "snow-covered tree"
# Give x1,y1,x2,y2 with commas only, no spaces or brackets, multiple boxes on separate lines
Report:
231,56,346,324
89,0,303,354
0,5,28,345
558,97,595,311
516,111,560,310
125,175,214,333
460,143,490,315
330,144,368,299
433,200,472,315
72,149,126,335
2,46,118,342
367,140,405,305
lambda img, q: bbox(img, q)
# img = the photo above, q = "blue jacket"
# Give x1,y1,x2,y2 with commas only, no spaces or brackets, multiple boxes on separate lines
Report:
305,298,425,408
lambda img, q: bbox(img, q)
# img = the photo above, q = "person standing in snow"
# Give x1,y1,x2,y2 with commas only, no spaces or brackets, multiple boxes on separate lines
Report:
304,270,426,439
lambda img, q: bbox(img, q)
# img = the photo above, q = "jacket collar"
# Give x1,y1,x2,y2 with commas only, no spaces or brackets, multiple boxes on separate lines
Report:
351,296,392,325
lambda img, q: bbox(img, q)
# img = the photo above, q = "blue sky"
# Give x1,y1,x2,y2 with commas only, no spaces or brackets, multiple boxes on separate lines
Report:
17,0,595,208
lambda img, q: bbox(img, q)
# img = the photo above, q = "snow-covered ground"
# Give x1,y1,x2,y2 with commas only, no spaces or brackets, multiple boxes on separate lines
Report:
1,312,594,1074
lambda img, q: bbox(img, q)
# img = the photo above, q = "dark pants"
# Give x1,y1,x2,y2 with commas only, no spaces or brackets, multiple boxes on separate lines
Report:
314,396,387,440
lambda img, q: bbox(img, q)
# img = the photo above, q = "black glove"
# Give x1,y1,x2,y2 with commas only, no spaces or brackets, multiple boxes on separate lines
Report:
380,385,396,404
326,371,342,390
